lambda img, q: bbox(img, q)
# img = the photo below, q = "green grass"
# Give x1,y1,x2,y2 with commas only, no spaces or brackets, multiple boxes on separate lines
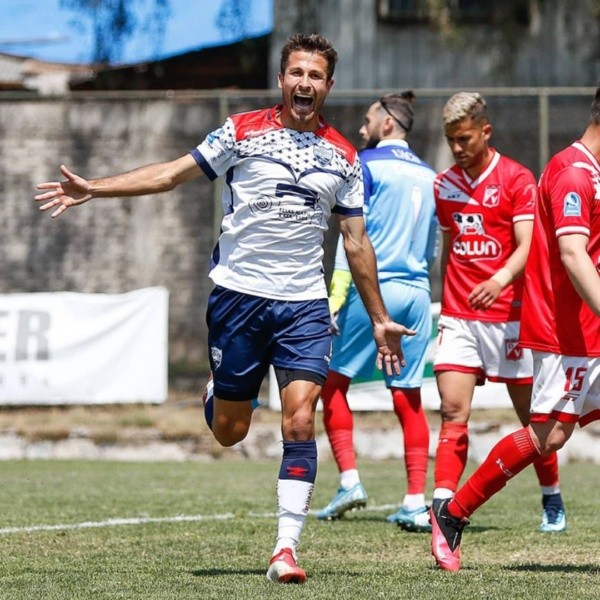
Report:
0,459,598,599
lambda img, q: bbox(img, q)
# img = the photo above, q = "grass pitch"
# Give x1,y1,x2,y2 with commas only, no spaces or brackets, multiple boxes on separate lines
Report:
0,459,598,599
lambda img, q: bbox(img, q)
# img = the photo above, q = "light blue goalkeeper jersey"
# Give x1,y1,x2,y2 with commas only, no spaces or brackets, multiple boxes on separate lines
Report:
334,139,438,292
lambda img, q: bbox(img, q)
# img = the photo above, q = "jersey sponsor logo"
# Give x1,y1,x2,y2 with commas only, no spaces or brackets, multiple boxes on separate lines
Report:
451,212,502,261
482,184,501,207
453,212,485,235
206,127,225,145
275,183,319,208
439,188,470,202
436,175,472,202
278,206,315,223
505,339,523,361
248,194,273,214
240,126,279,139
313,144,333,166
563,192,582,216
210,346,223,369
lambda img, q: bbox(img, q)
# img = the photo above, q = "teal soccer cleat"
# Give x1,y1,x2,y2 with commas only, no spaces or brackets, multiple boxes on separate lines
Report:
387,505,432,532
316,483,368,520
540,493,567,532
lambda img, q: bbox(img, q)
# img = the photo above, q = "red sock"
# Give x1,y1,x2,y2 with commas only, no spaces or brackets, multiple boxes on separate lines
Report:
321,371,355,472
532,451,559,487
434,421,469,491
392,388,430,495
449,427,540,519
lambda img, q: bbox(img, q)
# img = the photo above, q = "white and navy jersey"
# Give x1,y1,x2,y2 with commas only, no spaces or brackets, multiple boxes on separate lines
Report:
191,105,364,300
334,139,437,292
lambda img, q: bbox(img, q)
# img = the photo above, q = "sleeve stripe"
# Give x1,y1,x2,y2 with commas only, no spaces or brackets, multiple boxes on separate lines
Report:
513,213,534,223
332,206,363,216
190,148,218,181
556,225,590,237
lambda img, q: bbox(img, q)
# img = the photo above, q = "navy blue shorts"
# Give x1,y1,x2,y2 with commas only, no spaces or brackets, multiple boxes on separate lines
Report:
206,286,332,400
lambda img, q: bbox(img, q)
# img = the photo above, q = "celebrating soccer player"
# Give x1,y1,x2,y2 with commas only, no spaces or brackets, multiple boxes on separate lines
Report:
35,34,414,584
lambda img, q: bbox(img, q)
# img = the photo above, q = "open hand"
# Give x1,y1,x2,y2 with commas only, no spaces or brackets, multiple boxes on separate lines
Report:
35,165,93,218
373,321,416,376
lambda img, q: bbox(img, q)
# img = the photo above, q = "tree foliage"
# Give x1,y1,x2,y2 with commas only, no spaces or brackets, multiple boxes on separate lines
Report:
60,0,171,64
216,0,252,41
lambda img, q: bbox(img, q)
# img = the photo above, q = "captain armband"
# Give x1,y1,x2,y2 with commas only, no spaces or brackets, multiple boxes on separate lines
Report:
328,268,353,314
490,267,513,288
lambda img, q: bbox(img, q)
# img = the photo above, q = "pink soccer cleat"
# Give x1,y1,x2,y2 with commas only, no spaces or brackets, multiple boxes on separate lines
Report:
430,499,469,572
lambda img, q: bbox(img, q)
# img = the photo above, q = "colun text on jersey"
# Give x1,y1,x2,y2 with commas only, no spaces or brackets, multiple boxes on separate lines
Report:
451,212,502,261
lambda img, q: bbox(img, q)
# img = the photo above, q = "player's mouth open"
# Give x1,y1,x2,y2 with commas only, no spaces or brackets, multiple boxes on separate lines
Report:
294,94,313,113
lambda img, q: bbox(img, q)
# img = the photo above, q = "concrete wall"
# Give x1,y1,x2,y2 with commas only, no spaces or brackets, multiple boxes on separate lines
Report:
2,96,222,366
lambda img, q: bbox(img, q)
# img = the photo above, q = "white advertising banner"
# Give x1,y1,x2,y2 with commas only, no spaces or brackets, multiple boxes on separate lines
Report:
0,287,168,405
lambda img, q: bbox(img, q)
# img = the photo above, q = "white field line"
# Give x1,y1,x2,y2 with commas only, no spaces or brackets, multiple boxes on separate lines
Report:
0,504,399,536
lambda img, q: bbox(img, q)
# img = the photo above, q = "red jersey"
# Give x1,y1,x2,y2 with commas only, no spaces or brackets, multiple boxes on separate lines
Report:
521,141,600,356
434,150,536,322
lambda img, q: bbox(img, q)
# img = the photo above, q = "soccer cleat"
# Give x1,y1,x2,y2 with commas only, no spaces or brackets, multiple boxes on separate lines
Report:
387,505,432,532
201,374,214,430
540,493,567,533
266,548,307,584
315,483,368,520
430,498,469,572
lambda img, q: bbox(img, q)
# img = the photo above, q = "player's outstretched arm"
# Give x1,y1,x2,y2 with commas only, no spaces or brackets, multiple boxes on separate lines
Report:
338,214,415,375
35,155,202,218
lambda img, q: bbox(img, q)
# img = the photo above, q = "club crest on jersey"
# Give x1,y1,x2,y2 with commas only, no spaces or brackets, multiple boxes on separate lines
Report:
563,192,581,216
451,212,502,262
210,346,223,370
483,184,501,207
505,339,523,361
313,144,333,166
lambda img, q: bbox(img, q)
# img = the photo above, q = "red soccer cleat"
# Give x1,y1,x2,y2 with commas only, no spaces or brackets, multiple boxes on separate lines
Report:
266,548,307,584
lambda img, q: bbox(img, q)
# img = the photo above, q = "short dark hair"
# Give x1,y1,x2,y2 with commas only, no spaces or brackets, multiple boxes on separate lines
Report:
378,91,416,133
279,34,338,80
590,84,600,126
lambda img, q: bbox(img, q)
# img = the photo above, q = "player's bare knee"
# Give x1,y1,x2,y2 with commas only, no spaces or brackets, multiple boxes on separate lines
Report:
439,402,468,422
212,429,247,447
282,411,315,441
211,420,250,447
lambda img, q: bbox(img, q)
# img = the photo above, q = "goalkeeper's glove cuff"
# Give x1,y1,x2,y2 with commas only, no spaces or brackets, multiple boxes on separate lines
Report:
328,268,352,314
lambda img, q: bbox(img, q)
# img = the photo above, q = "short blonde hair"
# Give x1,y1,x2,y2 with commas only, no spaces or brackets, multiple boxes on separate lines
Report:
443,92,487,125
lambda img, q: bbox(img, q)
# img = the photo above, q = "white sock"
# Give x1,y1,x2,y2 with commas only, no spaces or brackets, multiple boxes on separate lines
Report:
541,485,561,496
402,493,426,510
273,479,313,555
433,487,454,500
340,469,360,490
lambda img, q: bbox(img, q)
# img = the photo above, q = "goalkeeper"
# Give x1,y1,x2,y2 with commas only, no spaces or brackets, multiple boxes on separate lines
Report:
316,92,438,531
